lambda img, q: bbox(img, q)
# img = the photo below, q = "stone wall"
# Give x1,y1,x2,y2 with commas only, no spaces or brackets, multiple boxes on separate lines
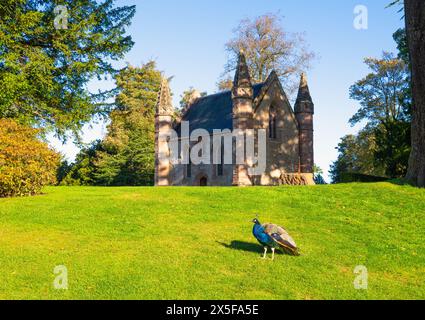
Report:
168,135,234,186
253,80,301,186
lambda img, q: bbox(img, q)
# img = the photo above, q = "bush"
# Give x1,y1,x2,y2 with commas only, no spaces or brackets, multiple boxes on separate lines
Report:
59,141,103,186
314,174,327,185
0,119,59,197
339,172,389,183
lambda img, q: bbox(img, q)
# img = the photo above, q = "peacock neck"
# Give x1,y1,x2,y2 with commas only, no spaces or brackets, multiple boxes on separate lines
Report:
253,223,263,234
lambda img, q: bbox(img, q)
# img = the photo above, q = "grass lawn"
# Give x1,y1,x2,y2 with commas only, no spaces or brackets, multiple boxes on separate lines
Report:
0,183,424,300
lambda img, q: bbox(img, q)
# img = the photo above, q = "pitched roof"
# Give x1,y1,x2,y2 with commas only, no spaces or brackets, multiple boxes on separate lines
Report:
175,83,265,134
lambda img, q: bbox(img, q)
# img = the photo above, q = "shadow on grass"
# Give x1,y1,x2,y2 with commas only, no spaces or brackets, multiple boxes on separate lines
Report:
388,178,415,186
217,241,284,255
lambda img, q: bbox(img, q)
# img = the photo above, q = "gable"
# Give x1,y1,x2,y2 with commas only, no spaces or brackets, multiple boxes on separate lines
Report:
253,73,298,128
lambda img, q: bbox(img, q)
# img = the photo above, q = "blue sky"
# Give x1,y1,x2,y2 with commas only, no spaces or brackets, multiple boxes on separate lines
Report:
49,0,404,181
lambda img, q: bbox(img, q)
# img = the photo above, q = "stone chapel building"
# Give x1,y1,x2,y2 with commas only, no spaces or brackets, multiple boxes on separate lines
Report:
154,51,315,186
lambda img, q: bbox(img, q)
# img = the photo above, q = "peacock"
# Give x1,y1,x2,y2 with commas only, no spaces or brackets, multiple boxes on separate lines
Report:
252,217,300,260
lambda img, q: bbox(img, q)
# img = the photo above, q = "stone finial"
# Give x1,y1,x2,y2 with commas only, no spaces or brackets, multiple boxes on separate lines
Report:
233,50,252,88
156,77,174,115
300,72,307,86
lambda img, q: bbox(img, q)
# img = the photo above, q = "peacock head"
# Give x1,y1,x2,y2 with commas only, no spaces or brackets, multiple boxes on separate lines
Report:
252,216,261,225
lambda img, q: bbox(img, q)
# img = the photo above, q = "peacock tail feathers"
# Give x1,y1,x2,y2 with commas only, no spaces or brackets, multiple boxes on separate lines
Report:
262,223,299,256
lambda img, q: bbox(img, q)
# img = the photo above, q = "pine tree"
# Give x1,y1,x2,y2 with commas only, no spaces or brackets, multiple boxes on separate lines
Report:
0,0,135,137
94,62,162,186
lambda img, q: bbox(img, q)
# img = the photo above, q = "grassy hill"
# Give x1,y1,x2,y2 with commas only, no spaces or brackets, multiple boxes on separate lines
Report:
0,183,424,300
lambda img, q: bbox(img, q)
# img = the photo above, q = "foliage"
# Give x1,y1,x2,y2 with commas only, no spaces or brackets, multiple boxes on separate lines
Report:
393,29,409,66
330,129,386,183
0,119,59,197
332,50,411,183
372,30,412,178
93,62,162,186
331,124,410,182
313,164,323,175
59,141,103,186
179,88,207,111
349,52,410,127
387,0,403,12
313,174,326,185
219,13,315,96
94,120,157,186
0,0,135,138
56,159,72,185
217,76,233,92
62,62,162,186
338,173,389,183
178,88,207,121
0,183,424,299
313,164,326,184
374,121,411,177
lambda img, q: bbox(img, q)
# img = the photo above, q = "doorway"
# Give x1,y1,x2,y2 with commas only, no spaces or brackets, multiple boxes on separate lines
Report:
199,176,208,186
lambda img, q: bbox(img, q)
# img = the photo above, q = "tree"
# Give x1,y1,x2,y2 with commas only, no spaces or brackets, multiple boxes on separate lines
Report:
219,13,315,96
329,129,386,183
63,62,163,186
93,62,162,186
59,141,103,186
373,121,411,177
313,165,326,185
349,52,411,177
373,29,412,178
393,28,412,120
217,77,233,92
393,29,409,65
179,88,207,112
62,63,162,186
56,159,72,185
349,52,409,126
0,0,135,138
404,1,425,187
94,117,157,186
0,119,59,197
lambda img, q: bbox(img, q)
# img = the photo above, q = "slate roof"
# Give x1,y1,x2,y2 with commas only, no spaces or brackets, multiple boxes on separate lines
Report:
175,83,265,134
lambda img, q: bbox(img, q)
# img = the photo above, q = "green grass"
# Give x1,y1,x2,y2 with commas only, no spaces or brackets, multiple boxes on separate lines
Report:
0,183,424,300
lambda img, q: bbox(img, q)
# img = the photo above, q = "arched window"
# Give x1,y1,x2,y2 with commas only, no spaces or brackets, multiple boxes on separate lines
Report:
269,105,277,139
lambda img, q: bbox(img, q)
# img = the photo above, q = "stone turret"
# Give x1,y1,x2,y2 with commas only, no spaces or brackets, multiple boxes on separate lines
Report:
155,78,174,186
294,73,314,174
232,50,254,186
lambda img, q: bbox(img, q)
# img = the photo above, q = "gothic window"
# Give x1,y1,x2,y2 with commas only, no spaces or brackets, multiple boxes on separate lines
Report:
269,105,277,139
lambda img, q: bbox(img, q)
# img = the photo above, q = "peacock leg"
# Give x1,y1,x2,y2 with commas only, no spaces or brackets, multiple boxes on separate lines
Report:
262,247,267,259
271,248,275,261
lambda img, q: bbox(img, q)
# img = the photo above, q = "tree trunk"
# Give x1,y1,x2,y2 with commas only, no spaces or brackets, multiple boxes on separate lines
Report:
404,0,425,187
